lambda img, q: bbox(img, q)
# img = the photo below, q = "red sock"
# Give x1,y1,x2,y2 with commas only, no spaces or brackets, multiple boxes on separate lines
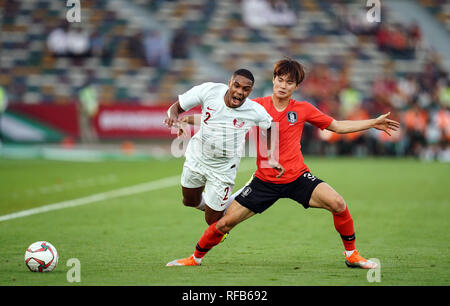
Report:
332,206,356,251
193,222,225,258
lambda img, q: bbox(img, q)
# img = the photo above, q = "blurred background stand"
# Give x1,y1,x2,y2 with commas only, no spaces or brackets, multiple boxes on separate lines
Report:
0,0,448,160
0,86,9,149
78,83,98,144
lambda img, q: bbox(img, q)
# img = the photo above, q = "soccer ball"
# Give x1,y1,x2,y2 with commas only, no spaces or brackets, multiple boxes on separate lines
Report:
24,241,59,272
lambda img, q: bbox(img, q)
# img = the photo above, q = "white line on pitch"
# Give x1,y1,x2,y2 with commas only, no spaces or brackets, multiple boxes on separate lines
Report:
0,161,256,222
0,175,180,223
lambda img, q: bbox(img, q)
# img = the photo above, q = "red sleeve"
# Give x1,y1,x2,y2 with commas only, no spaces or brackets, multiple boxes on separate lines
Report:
303,102,334,130
252,97,266,106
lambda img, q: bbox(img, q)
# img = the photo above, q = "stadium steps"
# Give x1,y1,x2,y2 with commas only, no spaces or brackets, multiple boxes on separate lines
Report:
1,0,446,104
387,0,450,71
1,0,174,104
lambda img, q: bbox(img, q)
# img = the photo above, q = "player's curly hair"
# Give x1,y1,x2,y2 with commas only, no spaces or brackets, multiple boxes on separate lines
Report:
273,57,305,85
233,69,255,84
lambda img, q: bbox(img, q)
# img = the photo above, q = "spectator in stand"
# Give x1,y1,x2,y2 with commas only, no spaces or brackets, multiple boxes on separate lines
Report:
344,4,379,35
403,100,428,156
269,0,296,27
376,24,416,59
90,31,105,58
0,85,8,149
432,79,450,161
408,21,422,49
128,30,147,63
301,64,342,105
424,54,448,89
375,24,390,53
47,22,69,57
420,92,450,162
436,106,450,144
437,78,450,108
371,72,399,115
171,28,190,59
388,24,411,58
338,86,371,155
395,73,419,110
143,30,170,68
66,27,91,59
339,86,362,119
242,0,273,29
242,0,296,28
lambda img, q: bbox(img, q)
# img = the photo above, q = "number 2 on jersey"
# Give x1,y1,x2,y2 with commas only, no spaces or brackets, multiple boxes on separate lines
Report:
223,186,229,201
204,112,211,124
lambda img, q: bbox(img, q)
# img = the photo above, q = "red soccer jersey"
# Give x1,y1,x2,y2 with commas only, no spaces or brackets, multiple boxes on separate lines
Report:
253,96,334,184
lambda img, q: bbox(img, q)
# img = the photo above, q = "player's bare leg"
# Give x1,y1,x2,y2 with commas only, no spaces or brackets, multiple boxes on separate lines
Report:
182,186,205,209
217,185,245,242
204,205,225,225
216,199,255,233
309,182,346,213
309,182,378,269
181,186,226,225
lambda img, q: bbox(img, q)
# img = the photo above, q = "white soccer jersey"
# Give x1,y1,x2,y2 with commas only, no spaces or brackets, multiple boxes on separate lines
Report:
178,82,272,173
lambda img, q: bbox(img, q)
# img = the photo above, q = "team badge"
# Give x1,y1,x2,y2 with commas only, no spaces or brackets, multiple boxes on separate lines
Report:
242,186,252,197
287,111,297,124
233,118,245,128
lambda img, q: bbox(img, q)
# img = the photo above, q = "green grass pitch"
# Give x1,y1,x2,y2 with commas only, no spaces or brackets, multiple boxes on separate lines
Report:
0,156,449,286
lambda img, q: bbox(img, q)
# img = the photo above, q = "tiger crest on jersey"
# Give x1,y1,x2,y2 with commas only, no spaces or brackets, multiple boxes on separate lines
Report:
287,111,297,124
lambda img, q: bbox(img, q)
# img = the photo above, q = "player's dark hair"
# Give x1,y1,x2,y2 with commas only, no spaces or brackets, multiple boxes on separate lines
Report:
273,57,305,85
233,69,255,85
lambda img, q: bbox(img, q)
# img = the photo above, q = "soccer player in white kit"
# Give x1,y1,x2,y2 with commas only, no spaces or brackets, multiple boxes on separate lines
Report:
164,69,284,225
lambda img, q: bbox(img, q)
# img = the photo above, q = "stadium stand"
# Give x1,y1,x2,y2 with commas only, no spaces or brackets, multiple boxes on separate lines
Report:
0,0,448,159
419,0,450,32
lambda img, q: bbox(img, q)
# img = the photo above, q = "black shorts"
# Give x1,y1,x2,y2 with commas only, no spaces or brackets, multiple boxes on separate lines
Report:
235,172,324,214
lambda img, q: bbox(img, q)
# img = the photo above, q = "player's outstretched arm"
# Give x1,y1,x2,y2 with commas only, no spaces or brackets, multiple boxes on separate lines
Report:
326,112,400,136
180,114,202,126
372,112,401,136
175,115,202,137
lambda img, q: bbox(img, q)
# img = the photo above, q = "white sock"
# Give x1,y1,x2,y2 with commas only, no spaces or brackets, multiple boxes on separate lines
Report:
345,250,355,257
193,255,202,264
195,193,206,211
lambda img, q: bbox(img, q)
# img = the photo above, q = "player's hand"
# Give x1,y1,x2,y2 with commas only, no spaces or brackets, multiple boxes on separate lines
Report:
176,117,190,137
373,112,400,136
176,127,185,137
268,158,285,178
163,115,179,128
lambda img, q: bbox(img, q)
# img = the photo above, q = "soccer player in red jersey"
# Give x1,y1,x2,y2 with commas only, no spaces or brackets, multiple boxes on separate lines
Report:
167,58,400,268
